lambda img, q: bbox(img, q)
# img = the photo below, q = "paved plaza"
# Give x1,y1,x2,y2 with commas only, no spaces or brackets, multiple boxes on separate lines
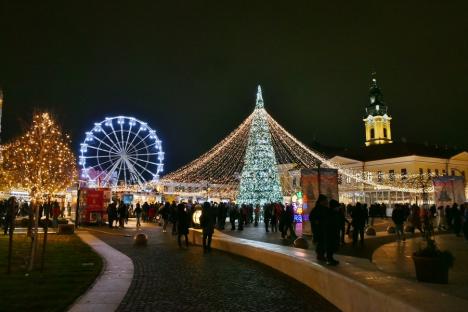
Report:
83,222,339,312
373,233,468,301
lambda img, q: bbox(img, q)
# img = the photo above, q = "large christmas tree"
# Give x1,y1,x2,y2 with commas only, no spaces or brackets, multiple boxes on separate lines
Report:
237,86,283,205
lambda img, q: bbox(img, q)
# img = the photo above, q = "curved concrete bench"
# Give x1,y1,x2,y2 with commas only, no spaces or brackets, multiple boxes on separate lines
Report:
189,229,467,312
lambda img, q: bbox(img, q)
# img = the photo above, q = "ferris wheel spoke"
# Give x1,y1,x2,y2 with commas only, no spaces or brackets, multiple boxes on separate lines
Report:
125,159,146,187
89,132,120,154
128,155,158,178
132,141,158,154
109,123,124,151
96,156,120,172
120,122,125,152
91,157,121,184
81,154,119,159
128,154,161,166
123,122,135,151
116,157,125,186
86,144,118,155
122,160,129,186
101,159,123,186
125,127,142,152
128,152,159,157
101,126,123,153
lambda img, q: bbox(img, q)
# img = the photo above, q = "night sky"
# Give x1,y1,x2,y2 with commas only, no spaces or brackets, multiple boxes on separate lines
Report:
1,1,467,172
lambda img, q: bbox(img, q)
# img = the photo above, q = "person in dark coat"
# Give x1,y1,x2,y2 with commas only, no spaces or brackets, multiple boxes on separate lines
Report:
160,202,170,232
351,202,367,247
263,203,272,232
177,203,189,247
452,203,462,237
324,200,340,265
392,205,406,241
200,202,216,252
107,202,117,228
229,204,238,231
309,194,328,261
134,203,142,228
170,201,178,235
3,197,18,235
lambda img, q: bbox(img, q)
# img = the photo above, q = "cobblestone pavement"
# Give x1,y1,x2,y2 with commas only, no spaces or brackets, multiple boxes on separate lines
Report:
87,223,340,312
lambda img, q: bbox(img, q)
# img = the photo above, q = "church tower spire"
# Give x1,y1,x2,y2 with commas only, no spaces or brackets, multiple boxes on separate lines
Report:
363,74,393,146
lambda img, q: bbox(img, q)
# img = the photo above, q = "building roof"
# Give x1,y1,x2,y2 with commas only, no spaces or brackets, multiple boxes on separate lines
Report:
328,142,465,162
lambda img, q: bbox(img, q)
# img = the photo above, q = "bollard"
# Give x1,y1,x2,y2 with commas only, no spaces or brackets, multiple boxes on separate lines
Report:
134,233,148,246
293,237,309,249
366,227,376,236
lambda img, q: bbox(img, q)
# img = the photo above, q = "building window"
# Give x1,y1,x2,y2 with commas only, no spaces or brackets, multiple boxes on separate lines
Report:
377,171,383,182
292,177,297,187
451,169,456,176
435,169,439,176
427,169,432,176
442,169,446,176
389,170,395,181
370,128,375,139
401,168,407,180
419,168,424,176
338,174,342,185
383,128,387,138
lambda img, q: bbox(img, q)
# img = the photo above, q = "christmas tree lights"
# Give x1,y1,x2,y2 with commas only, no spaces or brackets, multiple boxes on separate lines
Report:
237,86,283,205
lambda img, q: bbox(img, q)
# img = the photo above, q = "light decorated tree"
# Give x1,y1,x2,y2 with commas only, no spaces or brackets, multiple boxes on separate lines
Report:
1,112,77,270
237,86,283,206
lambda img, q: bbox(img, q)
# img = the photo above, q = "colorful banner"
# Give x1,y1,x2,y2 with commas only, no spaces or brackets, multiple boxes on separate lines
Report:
433,176,466,206
300,168,339,235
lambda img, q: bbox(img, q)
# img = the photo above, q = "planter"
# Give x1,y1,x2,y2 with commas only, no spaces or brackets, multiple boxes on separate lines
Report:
412,256,449,284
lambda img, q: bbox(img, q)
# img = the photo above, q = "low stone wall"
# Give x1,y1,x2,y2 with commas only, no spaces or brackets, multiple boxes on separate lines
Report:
189,229,467,312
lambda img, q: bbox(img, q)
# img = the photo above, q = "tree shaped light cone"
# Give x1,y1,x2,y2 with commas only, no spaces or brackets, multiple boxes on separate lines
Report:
236,86,283,206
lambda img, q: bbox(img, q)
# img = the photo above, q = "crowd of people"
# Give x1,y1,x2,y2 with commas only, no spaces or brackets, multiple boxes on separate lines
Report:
1,198,68,234
391,202,468,240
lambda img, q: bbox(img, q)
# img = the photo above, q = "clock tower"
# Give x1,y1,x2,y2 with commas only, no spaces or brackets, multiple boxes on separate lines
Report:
363,74,393,146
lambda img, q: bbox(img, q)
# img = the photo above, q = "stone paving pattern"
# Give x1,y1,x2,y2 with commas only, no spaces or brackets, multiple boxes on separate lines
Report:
90,224,340,312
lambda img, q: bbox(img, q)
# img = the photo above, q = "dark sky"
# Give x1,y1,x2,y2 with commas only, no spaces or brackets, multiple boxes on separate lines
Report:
1,1,467,172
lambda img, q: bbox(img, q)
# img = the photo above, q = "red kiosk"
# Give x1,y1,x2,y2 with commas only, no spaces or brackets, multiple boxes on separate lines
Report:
79,188,111,224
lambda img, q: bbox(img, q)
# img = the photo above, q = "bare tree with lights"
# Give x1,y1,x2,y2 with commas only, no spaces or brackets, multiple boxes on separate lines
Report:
1,112,77,271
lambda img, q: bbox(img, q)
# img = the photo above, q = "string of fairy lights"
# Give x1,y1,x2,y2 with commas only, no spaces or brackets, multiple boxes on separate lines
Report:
162,95,432,195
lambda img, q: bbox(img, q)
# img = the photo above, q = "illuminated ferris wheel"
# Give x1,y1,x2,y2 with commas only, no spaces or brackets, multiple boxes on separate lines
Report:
79,116,164,188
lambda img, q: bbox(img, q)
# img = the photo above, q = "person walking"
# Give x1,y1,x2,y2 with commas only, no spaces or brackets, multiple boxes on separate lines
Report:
200,202,215,252
134,202,142,229
463,203,468,240
392,205,406,242
452,203,462,237
263,203,272,232
324,200,341,265
229,204,237,231
177,203,189,248
3,197,18,235
254,204,260,227
351,202,366,247
170,201,178,235
160,202,170,232
309,194,328,261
